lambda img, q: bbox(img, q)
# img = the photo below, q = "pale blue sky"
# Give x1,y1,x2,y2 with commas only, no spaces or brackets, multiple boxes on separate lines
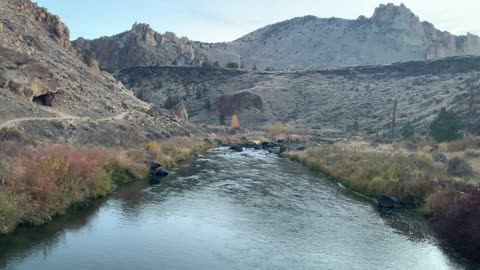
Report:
35,0,480,42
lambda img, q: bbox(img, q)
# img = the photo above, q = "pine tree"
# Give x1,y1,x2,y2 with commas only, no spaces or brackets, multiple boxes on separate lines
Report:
430,108,463,142
219,111,226,125
401,122,415,139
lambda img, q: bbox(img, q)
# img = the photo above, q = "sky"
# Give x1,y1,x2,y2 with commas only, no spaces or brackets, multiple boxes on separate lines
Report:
35,0,480,42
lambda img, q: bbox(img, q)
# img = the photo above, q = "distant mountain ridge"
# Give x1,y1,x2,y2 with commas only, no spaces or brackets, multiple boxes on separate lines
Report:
199,3,480,70
74,3,480,71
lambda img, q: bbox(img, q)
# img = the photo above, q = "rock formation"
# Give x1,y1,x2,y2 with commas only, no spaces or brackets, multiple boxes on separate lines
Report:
174,103,188,121
72,23,209,72
72,4,480,71
195,3,480,70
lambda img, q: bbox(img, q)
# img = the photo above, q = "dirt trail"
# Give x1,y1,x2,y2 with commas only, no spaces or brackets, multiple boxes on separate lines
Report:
0,108,129,129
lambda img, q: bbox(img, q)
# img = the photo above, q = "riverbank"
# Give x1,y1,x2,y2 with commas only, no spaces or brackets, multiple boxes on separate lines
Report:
0,137,212,235
285,136,480,263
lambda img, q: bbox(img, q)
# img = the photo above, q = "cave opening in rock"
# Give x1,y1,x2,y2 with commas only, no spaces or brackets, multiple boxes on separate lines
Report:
32,93,55,106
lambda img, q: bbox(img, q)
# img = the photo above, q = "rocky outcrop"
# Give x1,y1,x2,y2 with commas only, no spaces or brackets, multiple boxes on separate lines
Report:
195,3,480,70
72,23,209,72
215,92,264,116
14,0,75,53
174,103,188,121
81,49,100,73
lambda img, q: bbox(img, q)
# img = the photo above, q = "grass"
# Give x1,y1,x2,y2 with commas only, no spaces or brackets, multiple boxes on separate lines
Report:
286,136,480,263
0,136,212,235
286,142,445,207
145,137,212,168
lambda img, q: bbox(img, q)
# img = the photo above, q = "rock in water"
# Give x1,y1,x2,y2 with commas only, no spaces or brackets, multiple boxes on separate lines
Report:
229,145,243,152
147,161,169,177
377,195,402,208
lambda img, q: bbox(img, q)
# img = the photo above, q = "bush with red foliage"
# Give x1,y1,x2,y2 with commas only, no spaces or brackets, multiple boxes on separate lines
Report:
430,188,480,262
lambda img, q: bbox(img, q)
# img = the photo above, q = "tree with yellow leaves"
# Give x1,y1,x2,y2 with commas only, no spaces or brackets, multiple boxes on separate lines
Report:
231,114,240,129
296,121,307,143
268,121,284,140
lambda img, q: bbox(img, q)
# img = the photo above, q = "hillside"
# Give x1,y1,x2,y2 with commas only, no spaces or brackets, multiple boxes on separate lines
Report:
197,3,480,70
117,56,480,136
73,3,480,71
0,0,199,146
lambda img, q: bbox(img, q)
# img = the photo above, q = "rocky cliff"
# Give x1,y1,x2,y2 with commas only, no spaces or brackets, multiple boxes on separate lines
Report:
0,0,201,145
196,3,480,70
73,4,480,72
117,56,480,136
73,23,209,72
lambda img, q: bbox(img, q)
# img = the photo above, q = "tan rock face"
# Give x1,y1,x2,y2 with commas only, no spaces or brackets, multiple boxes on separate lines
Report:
82,49,100,73
12,0,75,53
174,103,188,121
72,23,209,72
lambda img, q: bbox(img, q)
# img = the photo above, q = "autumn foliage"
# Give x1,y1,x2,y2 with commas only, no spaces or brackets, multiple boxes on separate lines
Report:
231,114,240,129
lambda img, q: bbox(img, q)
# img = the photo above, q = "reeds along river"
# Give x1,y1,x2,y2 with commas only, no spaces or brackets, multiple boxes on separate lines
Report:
0,148,475,270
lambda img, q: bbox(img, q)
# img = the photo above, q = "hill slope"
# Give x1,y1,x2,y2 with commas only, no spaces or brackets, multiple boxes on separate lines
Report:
197,3,480,70
0,0,198,145
117,56,480,136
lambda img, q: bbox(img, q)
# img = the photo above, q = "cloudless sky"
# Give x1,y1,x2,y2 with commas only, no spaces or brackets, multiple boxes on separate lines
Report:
35,0,480,42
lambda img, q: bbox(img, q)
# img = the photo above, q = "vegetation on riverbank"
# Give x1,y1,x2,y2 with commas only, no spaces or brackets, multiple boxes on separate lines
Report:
0,137,213,235
286,136,480,262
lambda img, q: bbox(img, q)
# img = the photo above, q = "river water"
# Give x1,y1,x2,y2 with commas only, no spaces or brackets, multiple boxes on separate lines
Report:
0,148,475,270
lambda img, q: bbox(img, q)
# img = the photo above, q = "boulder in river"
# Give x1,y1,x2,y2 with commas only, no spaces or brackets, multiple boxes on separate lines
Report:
377,195,402,208
230,145,244,152
147,161,169,177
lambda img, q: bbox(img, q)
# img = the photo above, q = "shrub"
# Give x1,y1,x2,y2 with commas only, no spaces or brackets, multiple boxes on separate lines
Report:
0,143,151,234
465,149,480,159
447,158,473,177
401,122,415,139
164,95,180,110
430,108,463,142
267,121,284,140
447,135,480,152
0,192,28,234
225,62,239,69
3,145,112,226
219,111,226,125
428,189,480,263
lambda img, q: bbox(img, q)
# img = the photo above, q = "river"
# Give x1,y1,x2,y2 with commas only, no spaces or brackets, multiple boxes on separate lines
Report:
0,148,475,270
